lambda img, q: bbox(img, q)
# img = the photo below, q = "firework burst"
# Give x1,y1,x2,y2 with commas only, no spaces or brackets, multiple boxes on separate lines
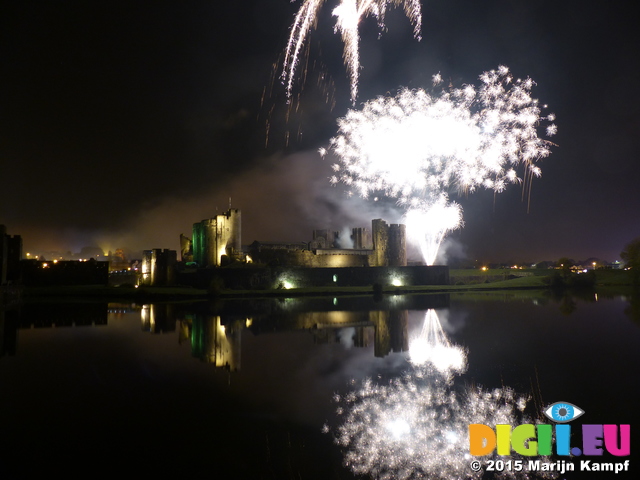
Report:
324,66,556,264
282,0,422,102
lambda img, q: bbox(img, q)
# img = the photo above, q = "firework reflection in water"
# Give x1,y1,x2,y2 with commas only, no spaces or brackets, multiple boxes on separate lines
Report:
408,309,466,374
331,375,532,480
327,309,557,480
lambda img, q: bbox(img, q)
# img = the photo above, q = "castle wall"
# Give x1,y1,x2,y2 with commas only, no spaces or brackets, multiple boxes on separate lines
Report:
178,265,449,290
141,249,177,286
250,247,372,268
249,219,409,268
310,229,337,249
351,227,372,249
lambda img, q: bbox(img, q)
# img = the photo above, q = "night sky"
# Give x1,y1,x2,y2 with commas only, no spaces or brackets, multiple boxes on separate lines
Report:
1,1,639,264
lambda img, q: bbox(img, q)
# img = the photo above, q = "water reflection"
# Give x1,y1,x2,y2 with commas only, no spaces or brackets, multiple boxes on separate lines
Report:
136,296,449,370
328,308,556,480
188,314,243,370
332,372,535,480
1,291,638,478
408,309,466,374
0,301,108,357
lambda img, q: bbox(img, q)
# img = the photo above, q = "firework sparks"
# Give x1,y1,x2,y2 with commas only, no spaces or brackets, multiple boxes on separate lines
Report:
330,372,557,480
404,196,463,266
282,0,422,102
324,66,556,264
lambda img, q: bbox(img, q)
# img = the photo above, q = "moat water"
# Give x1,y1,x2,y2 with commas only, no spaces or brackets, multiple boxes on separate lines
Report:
1,291,638,478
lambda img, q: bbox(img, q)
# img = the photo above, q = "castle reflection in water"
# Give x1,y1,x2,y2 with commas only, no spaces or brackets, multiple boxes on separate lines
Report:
1,295,449,370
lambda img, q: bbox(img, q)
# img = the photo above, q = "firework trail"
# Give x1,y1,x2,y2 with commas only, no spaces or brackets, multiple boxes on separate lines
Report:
323,66,557,264
282,0,422,102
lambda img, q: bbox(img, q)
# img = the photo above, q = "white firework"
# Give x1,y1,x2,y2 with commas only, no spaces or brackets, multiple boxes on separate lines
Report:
324,66,556,264
282,0,422,102
330,373,554,480
404,196,464,267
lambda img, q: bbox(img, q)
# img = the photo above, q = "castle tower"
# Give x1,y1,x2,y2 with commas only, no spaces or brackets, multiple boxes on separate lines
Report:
351,227,372,250
388,224,407,266
141,249,177,286
311,229,337,249
192,208,241,267
371,219,389,267
371,219,406,267
180,234,193,263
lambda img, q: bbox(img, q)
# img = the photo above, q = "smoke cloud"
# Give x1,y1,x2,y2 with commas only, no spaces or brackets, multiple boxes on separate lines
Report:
89,150,407,258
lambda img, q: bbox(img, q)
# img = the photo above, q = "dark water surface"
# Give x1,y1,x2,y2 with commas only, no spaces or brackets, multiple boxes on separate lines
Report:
1,292,638,478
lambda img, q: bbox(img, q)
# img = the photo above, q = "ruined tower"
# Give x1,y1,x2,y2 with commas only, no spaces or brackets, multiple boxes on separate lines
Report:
388,223,407,267
141,248,177,286
192,208,241,267
351,227,372,250
371,219,406,267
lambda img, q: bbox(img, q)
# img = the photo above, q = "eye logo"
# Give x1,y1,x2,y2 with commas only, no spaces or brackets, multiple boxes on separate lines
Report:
544,401,584,423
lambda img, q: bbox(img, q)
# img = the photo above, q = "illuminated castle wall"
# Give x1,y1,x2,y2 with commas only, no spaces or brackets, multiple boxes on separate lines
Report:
192,209,241,267
250,219,406,268
141,248,177,286
179,208,448,289
183,208,405,269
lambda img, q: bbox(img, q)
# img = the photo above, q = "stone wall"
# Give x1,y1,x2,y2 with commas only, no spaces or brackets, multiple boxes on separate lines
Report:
178,265,449,290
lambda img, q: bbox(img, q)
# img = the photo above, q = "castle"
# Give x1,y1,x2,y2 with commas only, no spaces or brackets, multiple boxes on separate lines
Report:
180,208,407,269
147,207,450,290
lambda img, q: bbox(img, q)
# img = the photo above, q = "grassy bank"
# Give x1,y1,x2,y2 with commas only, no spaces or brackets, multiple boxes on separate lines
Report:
18,268,633,300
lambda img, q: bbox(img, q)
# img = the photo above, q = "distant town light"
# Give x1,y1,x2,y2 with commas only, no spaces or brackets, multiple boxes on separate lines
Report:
391,277,402,287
